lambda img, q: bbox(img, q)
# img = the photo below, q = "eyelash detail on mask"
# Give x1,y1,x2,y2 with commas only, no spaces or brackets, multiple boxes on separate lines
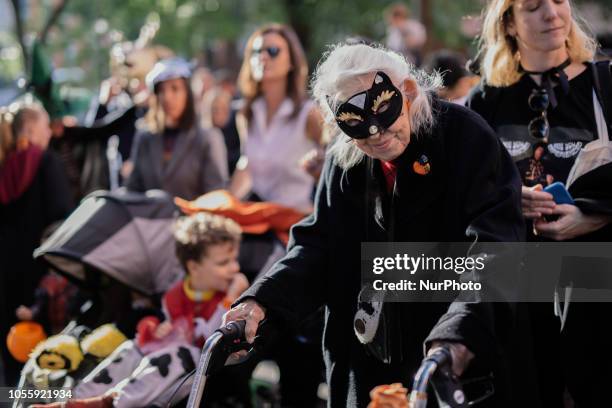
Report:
337,112,363,122
371,90,396,112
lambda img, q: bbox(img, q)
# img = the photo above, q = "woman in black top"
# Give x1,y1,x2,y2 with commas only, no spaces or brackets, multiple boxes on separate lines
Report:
468,0,610,239
467,0,612,406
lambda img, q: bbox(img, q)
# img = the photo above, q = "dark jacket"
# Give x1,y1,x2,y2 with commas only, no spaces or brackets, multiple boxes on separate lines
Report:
0,150,73,385
467,63,612,407
126,125,228,201
53,105,143,199
238,101,524,407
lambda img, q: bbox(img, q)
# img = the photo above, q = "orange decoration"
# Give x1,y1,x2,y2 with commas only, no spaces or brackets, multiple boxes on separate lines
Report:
7,321,47,363
368,383,410,408
412,161,430,175
175,190,307,245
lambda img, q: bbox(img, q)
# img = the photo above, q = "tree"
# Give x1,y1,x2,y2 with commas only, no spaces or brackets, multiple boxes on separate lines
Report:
9,0,70,72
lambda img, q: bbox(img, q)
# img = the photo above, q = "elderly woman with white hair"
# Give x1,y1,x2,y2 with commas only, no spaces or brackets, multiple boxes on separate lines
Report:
224,43,524,407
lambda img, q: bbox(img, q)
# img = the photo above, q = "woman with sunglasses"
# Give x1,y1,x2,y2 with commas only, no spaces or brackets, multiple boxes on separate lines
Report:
230,24,327,407
231,24,323,213
126,58,228,200
224,43,524,407
467,0,612,405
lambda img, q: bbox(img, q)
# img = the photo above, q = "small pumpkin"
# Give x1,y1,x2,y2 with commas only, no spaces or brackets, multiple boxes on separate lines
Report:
6,321,47,363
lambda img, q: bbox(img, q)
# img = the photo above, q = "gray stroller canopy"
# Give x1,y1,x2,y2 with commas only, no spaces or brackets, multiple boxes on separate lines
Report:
35,189,183,295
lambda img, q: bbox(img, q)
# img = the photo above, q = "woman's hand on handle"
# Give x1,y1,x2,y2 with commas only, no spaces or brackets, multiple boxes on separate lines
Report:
222,299,266,360
428,342,474,377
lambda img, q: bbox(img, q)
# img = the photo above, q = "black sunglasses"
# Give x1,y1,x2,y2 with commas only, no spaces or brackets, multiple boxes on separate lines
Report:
528,88,550,143
251,46,281,59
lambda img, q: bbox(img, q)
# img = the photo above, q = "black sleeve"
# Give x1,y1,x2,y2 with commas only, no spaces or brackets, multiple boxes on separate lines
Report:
125,131,147,192
41,151,74,225
234,158,336,326
62,106,137,142
426,107,524,363
465,83,499,127
455,108,525,242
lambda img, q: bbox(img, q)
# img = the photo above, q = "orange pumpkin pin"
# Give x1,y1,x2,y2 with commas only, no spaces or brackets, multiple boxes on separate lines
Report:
413,154,430,175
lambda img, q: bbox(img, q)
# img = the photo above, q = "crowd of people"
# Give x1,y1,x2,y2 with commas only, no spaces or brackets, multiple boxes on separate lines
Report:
1,0,611,407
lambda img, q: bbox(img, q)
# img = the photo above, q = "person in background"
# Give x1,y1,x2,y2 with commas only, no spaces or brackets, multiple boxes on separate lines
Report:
126,58,228,200
0,102,73,385
214,69,239,99
191,66,215,113
384,2,427,66
423,49,479,105
201,87,242,176
467,0,612,405
50,44,172,199
230,23,324,214
230,23,326,407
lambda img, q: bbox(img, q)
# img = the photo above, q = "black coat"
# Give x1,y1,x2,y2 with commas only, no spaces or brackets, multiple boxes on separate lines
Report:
0,150,73,385
468,67,612,406
239,101,525,407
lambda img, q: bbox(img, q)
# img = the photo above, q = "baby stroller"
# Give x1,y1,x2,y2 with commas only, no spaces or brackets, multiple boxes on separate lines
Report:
11,189,182,407
11,189,298,407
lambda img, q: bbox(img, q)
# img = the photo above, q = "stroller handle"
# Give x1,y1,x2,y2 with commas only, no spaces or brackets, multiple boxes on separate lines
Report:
186,320,249,408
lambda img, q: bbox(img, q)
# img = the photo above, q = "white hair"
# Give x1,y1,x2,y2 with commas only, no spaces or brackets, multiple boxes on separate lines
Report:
311,43,441,170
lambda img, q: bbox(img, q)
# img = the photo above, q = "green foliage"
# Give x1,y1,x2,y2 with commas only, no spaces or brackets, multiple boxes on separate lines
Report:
5,0,612,89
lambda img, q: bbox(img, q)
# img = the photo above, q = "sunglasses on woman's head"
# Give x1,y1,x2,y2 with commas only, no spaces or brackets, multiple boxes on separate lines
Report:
528,88,550,143
251,46,281,59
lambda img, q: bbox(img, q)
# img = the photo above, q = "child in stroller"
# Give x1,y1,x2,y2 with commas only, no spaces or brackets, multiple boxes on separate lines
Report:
31,212,249,408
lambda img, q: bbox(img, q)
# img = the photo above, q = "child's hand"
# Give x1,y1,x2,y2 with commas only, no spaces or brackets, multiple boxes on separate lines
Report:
154,321,173,339
16,305,33,321
226,273,249,303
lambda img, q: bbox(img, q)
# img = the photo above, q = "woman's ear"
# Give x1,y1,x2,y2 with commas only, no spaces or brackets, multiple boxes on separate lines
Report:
402,79,418,109
506,17,517,37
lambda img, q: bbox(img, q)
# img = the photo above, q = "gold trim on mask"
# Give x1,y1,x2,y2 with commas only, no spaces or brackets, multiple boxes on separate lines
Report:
371,90,396,112
337,112,363,123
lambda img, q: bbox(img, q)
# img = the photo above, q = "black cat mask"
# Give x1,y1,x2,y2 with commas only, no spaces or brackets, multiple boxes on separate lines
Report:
332,71,403,140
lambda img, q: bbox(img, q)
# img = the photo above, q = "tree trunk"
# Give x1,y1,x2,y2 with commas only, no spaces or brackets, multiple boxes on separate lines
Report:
40,0,69,45
420,0,435,51
283,0,311,53
10,0,29,71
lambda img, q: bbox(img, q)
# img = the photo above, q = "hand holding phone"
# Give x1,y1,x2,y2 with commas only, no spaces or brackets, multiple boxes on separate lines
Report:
543,182,574,205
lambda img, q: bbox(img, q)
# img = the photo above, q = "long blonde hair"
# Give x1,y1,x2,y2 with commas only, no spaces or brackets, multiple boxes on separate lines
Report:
478,0,597,87
237,23,308,122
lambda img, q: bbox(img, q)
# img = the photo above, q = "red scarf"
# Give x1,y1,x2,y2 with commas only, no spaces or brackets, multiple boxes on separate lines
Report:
0,145,43,205
380,160,398,193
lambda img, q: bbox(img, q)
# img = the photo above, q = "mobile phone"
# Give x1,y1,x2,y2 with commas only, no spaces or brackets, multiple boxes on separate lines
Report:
543,182,575,205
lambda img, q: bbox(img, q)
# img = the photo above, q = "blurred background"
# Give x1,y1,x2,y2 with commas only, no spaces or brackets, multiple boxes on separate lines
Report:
0,0,611,112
